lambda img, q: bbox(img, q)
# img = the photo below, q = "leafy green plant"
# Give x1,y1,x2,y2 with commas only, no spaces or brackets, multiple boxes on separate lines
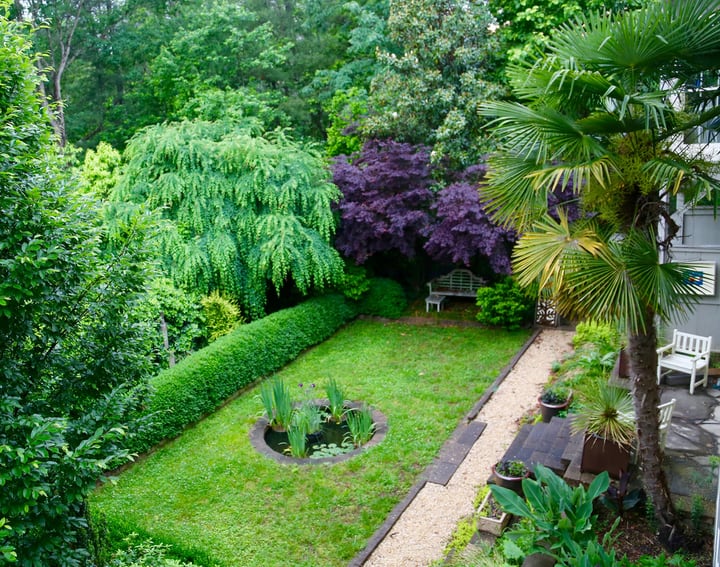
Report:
200,290,243,342
345,405,376,447
626,554,698,567
573,321,622,354
308,441,355,459
494,459,530,478
284,426,308,459
325,378,346,423
259,377,294,431
491,464,615,563
476,277,534,331
540,384,570,406
356,278,407,319
293,400,323,437
108,535,199,566
338,262,371,301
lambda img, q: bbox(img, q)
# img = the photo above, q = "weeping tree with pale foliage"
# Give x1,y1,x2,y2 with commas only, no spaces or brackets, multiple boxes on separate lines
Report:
112,120,344,318
481,0,720,544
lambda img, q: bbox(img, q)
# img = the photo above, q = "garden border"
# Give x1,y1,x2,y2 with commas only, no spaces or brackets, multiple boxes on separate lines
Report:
348,327,542,567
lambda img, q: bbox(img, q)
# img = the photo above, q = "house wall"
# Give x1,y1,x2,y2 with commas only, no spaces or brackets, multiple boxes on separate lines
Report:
665,203,720,351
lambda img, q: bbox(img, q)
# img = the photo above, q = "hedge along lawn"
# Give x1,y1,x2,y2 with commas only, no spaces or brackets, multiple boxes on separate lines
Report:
91,319,531,566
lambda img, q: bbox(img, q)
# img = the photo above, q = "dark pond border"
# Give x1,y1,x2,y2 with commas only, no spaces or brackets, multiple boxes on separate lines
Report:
249,399,388,465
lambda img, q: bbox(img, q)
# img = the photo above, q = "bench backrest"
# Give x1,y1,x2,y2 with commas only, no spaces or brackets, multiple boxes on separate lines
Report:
672,330,712,357
431,269,484,291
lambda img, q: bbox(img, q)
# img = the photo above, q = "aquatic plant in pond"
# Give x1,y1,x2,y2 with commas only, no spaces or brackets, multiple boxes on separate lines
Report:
325,378,346,423
259,377,294,430
256,378,379,459
345,405,375,447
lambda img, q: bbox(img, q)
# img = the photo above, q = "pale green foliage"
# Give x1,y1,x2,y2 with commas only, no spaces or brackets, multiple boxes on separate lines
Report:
200,290,242,342
113,120,344,317
80,141,122,199
364,0,505,168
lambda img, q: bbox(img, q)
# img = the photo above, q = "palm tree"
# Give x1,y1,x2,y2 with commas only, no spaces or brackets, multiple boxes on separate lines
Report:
481,0,720,542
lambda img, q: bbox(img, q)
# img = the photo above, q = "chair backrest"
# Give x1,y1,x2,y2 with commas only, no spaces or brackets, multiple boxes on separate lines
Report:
672,330,712,357
658,398,676,430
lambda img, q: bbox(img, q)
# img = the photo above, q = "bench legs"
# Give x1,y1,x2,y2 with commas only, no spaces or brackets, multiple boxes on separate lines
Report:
425,295,446,312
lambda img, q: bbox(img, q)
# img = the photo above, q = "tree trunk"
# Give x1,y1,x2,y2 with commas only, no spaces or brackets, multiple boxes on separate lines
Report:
159,313,175,368
627,309,679,548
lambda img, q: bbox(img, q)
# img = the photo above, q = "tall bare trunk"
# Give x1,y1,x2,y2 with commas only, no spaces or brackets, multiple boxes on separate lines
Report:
627,308,678,547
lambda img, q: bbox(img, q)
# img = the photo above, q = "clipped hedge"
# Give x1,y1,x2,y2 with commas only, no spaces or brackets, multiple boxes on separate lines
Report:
131,294,356,453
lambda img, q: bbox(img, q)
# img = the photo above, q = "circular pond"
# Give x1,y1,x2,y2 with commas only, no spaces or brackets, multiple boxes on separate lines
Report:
249,400,388,465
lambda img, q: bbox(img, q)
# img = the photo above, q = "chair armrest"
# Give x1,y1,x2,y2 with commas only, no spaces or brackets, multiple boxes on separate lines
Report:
656,344,673,355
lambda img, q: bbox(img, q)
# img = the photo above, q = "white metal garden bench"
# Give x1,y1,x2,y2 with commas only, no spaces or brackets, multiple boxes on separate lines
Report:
426,269,485,297
657,330,712,394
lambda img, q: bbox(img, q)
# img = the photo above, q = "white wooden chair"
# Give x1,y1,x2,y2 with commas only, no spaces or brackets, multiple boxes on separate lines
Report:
657,398,676,451
626,398,677,462
657,330,712,394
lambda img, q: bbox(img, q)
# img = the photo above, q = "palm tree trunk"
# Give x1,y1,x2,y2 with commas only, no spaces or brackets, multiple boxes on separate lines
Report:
627,309,679,547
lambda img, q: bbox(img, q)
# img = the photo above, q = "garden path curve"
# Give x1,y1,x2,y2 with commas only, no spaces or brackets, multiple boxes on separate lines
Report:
354,328,575,567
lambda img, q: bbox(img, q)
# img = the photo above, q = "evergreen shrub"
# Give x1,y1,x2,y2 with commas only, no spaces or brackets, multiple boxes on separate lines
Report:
131,294,356,453
475,277,534,330
356,277,407,319
573,321,621,354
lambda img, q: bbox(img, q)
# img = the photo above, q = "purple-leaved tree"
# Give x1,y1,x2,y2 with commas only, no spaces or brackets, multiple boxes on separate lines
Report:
424,165,517,274
333,139,434,264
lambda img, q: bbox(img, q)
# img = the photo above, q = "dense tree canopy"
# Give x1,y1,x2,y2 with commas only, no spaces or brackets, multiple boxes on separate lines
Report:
0,6,155,561
113,119,344,318
363,0,506,169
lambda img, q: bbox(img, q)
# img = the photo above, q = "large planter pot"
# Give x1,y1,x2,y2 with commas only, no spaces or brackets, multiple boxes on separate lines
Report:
476,491,510,536
580,433,632,480
491,464,530,496
538,394,571,423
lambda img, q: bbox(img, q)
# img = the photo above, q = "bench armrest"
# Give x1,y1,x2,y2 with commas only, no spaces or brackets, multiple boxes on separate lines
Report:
656,344,673,355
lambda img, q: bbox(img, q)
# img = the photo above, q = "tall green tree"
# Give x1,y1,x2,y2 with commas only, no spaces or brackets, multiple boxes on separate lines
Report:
481,0,720,541
0,5,156,561
364,0,506,170
487,0,643,66
113,119,344,318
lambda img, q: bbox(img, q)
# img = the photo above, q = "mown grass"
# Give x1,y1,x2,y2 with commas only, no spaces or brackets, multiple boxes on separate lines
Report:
92,319,530,566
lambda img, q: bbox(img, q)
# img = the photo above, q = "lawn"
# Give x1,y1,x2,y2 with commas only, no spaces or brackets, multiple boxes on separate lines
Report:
91,319,530,566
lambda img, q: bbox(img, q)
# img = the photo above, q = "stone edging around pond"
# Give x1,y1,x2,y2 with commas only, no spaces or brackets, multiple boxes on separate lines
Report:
249,399,388,465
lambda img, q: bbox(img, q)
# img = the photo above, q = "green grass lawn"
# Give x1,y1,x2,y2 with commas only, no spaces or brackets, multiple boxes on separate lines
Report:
92,319,530,566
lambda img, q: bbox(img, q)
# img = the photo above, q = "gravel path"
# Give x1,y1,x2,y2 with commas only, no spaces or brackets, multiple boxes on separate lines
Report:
362,328,575,567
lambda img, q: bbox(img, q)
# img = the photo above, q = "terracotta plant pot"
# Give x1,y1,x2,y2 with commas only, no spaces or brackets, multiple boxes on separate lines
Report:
492,463,530,496
580,433,631,480
538,395,571,423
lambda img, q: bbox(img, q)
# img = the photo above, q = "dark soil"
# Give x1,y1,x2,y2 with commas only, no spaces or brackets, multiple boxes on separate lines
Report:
595,507,713,565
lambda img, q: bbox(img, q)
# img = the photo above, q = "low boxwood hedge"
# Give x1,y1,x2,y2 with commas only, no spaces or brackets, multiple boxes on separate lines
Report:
131,294,356,453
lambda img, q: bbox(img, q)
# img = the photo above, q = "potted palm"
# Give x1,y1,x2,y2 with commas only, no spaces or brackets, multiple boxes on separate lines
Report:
491,459,531,495
571,382,635,479
538,384,572,423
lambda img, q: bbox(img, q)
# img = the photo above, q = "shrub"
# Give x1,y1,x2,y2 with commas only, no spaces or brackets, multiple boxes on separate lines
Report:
200,291,243,342
573,321,622,354
130,294,356,453
475,278,534,330
357,277,407,319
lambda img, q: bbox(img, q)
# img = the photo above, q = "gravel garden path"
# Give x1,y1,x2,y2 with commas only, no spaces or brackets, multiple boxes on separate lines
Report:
360,328,576,567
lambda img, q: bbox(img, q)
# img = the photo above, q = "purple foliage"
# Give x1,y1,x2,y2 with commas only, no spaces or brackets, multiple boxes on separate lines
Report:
424,180,517,274
332,139,434,264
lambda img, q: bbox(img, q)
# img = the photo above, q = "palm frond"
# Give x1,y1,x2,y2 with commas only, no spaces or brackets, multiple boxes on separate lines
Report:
481,154,553,230
512,214,606,292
